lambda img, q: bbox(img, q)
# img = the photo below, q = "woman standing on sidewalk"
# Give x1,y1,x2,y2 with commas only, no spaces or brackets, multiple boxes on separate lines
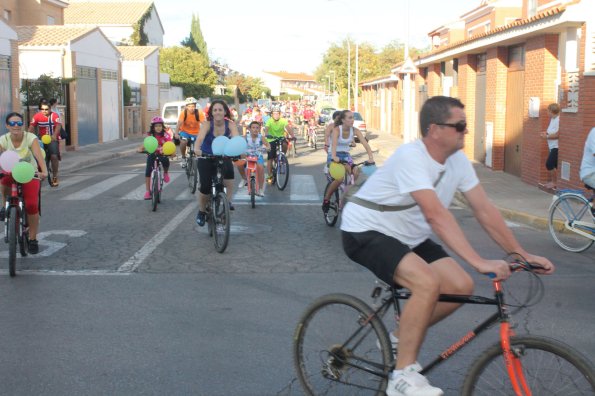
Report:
541,103,560,189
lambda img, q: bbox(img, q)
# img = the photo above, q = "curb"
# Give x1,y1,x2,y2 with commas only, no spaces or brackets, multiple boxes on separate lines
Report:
453,192,549,230
60,147,139,173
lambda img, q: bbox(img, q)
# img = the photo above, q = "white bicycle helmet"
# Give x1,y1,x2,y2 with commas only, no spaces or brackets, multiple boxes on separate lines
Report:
185,97,198,105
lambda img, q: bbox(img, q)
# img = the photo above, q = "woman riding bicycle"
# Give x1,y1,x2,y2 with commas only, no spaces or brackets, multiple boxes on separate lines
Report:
0,112,48,254
322,110,374,214
194,100,239,226
137,116,172,200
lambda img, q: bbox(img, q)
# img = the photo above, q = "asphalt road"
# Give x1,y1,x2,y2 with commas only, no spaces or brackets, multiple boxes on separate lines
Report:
0,139,593,395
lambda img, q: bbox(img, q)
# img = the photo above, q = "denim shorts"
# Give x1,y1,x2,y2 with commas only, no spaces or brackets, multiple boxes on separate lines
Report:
179,131,197,142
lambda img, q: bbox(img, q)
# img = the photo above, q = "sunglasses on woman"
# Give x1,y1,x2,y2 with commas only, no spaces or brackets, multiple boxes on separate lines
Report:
7,120,24,127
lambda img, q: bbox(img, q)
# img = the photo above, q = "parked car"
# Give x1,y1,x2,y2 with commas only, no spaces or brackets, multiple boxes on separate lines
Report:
162,101,203,135
352,111,368,143
319,107,337,125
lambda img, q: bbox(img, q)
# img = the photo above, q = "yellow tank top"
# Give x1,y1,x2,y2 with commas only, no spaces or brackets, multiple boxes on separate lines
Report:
0,132,38,167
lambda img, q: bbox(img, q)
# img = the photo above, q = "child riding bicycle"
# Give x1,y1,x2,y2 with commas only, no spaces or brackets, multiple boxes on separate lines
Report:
137,116,172,200
234,121,270,196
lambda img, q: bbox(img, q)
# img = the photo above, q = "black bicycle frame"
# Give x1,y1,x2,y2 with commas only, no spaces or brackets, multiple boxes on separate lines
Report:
335,287,507,379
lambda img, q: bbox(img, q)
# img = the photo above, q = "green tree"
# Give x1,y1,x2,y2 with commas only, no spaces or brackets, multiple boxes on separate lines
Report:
20,74,68,107
160,46,217,98
181,13,208,61
225,72,270,103
315,39,427,108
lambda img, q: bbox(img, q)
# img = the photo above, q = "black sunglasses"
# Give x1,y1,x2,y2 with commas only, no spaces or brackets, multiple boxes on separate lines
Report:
8,120,24,127
436,121,467,133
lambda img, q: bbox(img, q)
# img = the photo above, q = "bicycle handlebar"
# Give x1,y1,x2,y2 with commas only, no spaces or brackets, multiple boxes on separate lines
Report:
486,253,545,279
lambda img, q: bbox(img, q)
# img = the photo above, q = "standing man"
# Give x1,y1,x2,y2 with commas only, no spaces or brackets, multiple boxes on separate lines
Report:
340,96,554,396
176,97,204,167
29,98,61,187
263,108,291,184
580,127,595,189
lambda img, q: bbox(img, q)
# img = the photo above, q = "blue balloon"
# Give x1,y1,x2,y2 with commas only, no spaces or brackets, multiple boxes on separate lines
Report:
361,164,377,177
224,136,248,156
212,136,229,155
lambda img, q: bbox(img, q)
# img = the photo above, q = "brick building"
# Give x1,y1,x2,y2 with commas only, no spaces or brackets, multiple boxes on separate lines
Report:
360,0,595,190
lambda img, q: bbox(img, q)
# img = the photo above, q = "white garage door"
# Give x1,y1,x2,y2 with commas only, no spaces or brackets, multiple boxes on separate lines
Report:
101,70,119,142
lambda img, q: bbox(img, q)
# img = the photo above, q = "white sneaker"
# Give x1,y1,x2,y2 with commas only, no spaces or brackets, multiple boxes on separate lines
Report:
238,180,247,188
377,332,399,357
386,363,443,396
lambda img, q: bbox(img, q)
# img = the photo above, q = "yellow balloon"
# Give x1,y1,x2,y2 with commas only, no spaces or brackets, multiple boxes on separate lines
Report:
329,162,345,180
162,141,176,156
41,135,52,145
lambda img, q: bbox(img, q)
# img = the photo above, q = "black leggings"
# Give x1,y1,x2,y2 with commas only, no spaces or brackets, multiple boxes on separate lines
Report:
197,157,234,195
145,154,170,177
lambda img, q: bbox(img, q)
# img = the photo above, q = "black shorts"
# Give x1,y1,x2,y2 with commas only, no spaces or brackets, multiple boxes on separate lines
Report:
267,140,286,161
342,230,450,286
197,157,234,195
44,140,60,159
545,148,558,171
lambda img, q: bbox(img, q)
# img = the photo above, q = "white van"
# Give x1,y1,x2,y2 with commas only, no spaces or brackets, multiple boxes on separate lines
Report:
161,101,203,134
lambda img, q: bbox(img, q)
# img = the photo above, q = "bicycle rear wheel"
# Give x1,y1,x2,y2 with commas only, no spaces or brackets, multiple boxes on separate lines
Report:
276,153,289,191
45,155,53,187
294,294,392,396
188,158,198,194
548,194,594,252
151,171,159,211
323,182,340,227
250,177,256,209
462,335,595,395
212,191,230,253
8,206,18,277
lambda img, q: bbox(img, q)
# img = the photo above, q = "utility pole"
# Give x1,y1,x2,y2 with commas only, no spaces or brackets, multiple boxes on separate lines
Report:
347,41,351,111
355,43,359,112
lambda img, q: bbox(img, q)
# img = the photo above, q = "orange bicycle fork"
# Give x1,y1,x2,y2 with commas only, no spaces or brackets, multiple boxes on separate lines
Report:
495,282,532,396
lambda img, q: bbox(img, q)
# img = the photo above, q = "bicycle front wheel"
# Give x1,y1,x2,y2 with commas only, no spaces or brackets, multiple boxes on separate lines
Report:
462,335,595,395
548,194,594,252
323,182,340,227
294,294,392,396
8,206,18,277
212,191,230,253
19,209,28,257
276,154,289,191
151,172,159,211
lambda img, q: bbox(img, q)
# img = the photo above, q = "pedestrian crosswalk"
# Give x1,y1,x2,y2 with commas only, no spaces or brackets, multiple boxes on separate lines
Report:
45,171,324,203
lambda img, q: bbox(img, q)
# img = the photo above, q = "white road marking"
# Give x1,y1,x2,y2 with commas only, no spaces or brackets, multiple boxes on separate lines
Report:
118,201,197,273
41,175,90,191
233,180,267,201
121,172,182,200
290,174,320,201
0,230,87,259
63,174,137,200
175,189,194,200
0,270,130,276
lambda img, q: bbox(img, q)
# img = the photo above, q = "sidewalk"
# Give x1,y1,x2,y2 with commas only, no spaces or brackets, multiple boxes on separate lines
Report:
366,129,555,230
59,137,144,174
58,132,555,229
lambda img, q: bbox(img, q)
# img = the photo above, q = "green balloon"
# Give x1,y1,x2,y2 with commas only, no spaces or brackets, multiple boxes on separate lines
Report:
144,136,158,154
12,162,35,184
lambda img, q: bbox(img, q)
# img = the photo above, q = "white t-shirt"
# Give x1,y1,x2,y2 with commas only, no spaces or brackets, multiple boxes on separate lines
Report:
546,116,559,150
580,127,595,181
340,139,479,247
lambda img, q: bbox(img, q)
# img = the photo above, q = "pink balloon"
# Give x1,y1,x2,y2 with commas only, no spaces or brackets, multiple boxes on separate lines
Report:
0,150,20,172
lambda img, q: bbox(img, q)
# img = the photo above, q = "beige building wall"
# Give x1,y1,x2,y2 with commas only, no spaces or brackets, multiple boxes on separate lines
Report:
0,0,66,26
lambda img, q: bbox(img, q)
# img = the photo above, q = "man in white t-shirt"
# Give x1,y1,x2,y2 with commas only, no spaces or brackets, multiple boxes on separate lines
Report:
580,127,595,189
340,96,555,396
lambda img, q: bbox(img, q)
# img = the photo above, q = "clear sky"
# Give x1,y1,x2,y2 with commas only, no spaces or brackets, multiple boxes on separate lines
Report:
151,0,478,76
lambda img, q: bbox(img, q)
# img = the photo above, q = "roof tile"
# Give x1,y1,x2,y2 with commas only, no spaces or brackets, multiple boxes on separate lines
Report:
264,71,315,81
16,25,97,46
64,1,153,25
